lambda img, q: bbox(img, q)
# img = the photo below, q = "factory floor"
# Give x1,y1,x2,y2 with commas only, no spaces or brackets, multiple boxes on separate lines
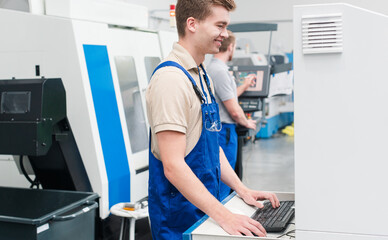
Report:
128,132,295,240
242,133,295,193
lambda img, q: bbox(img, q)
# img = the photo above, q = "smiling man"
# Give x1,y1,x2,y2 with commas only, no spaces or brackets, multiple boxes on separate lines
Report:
146,0,279,239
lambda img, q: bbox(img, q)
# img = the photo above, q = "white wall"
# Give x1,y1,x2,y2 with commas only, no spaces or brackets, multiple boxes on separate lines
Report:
231,0,388,54
124,0,388,54
2,0,387,58
0,0,29,11
123,0,177,31
123,0,176,11
233,0,388,21
0,0,179,31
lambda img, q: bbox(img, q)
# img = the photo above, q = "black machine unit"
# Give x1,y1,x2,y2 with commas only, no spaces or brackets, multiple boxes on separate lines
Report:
0,78,65,156
0,78,91,192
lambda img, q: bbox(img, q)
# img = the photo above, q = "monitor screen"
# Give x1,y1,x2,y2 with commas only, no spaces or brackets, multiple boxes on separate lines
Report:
230,65,270,97
235,70,264,92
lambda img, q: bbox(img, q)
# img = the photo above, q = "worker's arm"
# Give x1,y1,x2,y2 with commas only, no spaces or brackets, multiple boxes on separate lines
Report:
236,74,256,97
223,98,256,130
157,130,267,237
219,146,280,210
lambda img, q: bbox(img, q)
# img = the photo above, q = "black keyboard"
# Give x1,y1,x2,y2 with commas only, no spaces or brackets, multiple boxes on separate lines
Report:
251,201,295,232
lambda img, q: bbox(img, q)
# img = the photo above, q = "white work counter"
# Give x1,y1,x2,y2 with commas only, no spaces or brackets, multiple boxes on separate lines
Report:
183,192,295,240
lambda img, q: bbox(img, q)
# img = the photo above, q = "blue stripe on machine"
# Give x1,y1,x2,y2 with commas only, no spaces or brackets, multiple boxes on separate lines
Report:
83,44,131,207
221,191,237,205
183,215,209,240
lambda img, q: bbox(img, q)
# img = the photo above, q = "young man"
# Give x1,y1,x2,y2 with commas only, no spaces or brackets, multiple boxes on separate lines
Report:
207,30,257,200
146,1,279,239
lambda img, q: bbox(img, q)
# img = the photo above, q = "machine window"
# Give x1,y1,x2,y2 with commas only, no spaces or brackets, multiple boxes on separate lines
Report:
144,57,161,83
1,91,31,114
115,56,148,154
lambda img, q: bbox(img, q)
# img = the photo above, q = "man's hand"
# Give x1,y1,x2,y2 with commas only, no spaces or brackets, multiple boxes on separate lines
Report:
246,119,257,130
217,190,279,236
239,188,280,209
218,149,280,237
244,74,256,87
218,211,267,237
237,74,256,96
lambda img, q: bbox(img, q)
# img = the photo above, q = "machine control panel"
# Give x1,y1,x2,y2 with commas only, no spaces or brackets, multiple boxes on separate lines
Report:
238,98,261,112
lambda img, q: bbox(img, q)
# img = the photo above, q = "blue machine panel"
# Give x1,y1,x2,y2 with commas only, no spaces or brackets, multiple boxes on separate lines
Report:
83,44,131,206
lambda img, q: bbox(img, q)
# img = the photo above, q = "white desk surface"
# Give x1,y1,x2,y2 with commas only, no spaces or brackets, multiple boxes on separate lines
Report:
184,192,295,240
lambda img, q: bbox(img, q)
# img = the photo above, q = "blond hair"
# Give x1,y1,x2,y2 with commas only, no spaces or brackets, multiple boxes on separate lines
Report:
219,30,235,52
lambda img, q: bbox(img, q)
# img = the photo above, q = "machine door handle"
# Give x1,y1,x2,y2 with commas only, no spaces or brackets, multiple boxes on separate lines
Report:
52,202,98,222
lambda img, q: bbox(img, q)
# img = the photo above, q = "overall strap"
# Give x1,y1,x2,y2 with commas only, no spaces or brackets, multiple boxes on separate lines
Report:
198,64,217,104
152,61,205,104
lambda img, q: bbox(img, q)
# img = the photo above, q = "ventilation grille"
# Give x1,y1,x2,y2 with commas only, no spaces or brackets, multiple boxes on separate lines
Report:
302,13,343,54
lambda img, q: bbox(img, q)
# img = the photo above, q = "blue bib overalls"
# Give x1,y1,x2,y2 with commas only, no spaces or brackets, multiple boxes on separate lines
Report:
218,122,237,200
148,61,221,240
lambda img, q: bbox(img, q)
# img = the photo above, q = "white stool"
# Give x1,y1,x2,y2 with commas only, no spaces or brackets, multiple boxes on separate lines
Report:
110,203,149,240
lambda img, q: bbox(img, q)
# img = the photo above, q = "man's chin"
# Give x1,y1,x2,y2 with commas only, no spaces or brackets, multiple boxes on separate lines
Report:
208,47,220,55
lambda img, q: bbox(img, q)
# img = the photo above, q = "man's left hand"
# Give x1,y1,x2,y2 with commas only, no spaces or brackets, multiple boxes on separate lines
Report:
239,188,280,209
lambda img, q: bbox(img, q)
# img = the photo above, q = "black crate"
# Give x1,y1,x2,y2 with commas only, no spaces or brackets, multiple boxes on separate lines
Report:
0,187,98,240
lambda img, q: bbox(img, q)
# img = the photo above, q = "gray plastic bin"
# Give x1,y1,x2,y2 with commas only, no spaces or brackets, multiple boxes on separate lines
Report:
0,187,99,240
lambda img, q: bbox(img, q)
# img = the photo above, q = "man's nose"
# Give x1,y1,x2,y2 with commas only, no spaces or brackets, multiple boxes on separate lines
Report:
221,28,228,39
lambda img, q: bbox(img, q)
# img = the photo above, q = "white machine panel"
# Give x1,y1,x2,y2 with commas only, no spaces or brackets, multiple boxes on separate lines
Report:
106,28,162,201
158,30,178,59
0,156,30,188
0,6,159,219
0,9,110,217
297,231,388,240
294,3,388,239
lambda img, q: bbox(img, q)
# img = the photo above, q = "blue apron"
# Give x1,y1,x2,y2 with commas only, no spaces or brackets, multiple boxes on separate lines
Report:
148,61,221,240
218,123,237,200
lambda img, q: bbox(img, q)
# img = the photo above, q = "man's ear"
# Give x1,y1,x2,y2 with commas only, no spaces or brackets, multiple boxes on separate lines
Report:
186,17,197,34
228,43,234,52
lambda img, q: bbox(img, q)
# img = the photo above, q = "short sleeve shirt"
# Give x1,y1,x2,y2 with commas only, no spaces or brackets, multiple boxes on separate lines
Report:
207,58,237,124
146,42,214,160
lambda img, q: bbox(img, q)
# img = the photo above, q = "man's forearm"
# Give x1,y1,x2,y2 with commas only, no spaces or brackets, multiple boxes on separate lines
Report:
223,99,251,128
232,109,250,128
236,83,249,97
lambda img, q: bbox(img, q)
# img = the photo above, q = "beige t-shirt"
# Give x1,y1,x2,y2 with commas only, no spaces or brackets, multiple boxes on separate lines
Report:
146,42,214,160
